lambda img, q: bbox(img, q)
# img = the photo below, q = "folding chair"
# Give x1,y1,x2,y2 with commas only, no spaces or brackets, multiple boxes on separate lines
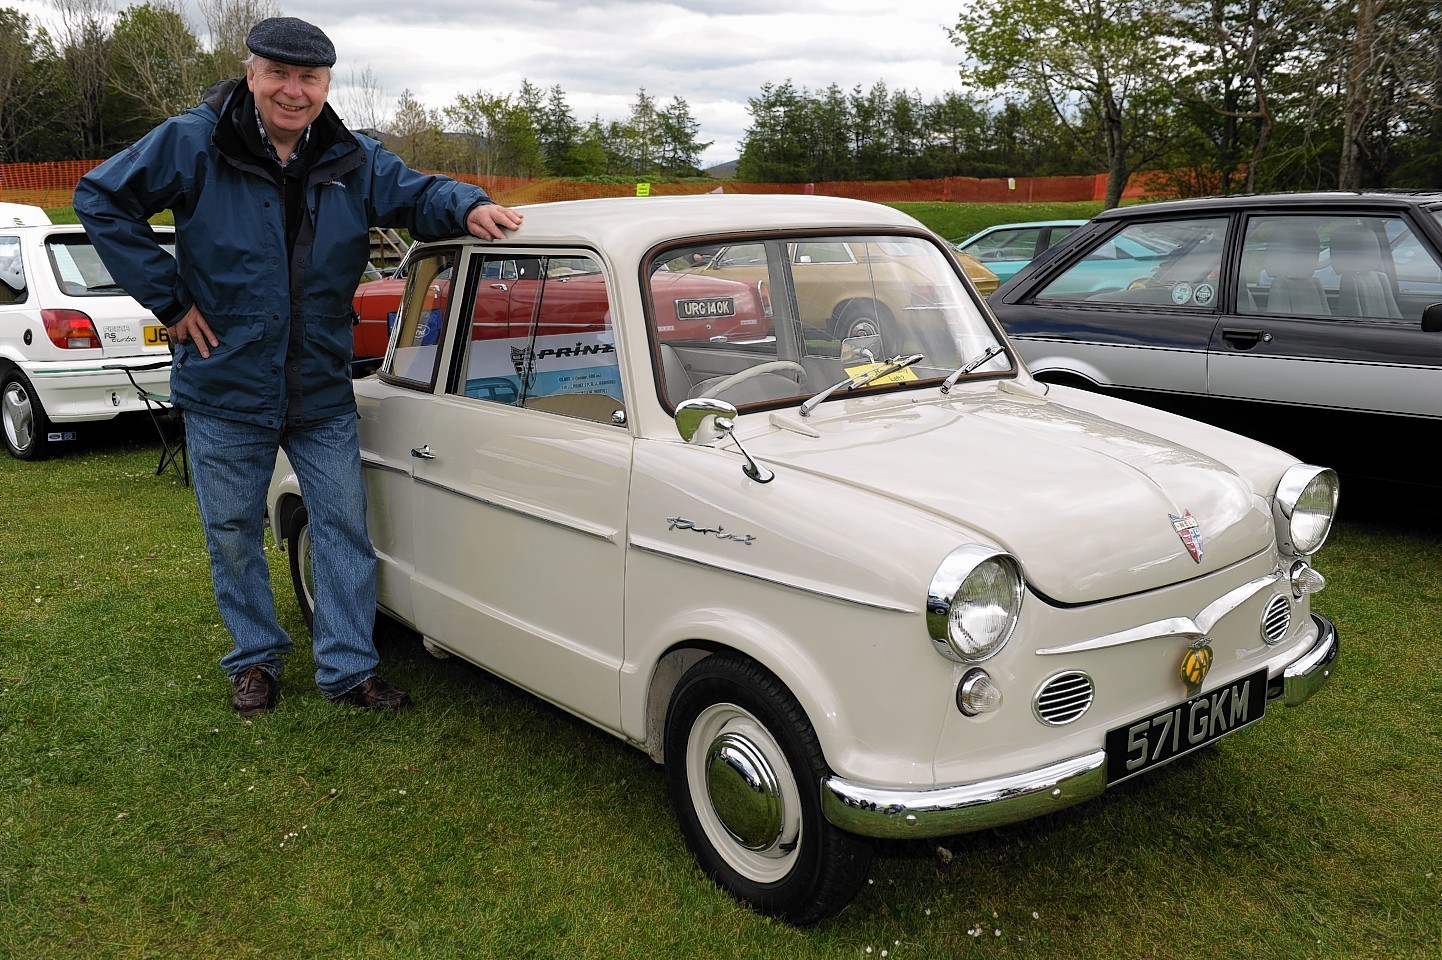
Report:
107,359,189,485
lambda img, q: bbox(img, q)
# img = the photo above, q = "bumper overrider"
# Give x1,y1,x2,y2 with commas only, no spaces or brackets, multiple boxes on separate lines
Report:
821,614,1338,840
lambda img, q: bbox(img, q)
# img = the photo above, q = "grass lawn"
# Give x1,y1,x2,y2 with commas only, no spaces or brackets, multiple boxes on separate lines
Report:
2,422,1439,959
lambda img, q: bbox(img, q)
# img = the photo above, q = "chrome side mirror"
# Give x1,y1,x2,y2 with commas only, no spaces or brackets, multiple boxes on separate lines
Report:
674,397,774,483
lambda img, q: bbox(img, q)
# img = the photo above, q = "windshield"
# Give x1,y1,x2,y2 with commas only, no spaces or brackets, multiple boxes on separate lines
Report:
647,234,1012,411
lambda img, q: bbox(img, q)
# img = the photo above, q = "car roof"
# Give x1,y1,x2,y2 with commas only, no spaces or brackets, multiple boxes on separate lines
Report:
1,202,54,227
457,195,927,262
969,220,1088,233
1093,191,1442,222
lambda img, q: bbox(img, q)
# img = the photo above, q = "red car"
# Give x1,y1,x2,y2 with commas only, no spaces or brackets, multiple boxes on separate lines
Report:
352,255,770,359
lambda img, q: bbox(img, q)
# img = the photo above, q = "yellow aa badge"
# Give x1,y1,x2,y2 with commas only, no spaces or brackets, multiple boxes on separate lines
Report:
1180,638,1214,697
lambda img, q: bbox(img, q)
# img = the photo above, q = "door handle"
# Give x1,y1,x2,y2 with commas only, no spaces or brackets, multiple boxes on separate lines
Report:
410,444,436,460
490,283,508,291
1221,328,1273,349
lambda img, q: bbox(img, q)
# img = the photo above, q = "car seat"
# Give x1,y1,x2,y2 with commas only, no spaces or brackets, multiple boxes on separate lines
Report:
1330,225,1402,319
1262,223,1330,316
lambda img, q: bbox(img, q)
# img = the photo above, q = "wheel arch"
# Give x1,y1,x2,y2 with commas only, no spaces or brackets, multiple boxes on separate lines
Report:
634,617,846,769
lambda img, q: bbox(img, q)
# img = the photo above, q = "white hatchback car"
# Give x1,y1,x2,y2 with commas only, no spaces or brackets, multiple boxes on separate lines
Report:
266,195,1339,923
0,202,174,459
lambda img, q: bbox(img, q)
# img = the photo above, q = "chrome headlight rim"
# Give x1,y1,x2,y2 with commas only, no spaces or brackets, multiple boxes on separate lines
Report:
926,545,1024,663
1274,465,1339,557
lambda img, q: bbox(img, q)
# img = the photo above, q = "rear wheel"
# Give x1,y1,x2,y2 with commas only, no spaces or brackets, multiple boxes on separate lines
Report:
1,370,51,460
284,506,316,632
664,654,871,924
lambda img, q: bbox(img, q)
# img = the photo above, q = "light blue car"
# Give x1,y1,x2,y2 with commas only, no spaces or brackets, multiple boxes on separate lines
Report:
952,220,1086,283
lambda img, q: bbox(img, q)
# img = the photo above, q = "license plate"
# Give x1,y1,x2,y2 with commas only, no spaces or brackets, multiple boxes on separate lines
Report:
1105,667,1267,785
143,324,170,346
675,297,736,320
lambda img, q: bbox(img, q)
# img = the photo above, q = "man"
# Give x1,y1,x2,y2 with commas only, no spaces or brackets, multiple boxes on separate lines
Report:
75,17,524,716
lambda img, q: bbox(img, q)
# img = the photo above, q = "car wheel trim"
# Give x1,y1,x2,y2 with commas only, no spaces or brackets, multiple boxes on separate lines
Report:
687,702,803,882
2,378,36,455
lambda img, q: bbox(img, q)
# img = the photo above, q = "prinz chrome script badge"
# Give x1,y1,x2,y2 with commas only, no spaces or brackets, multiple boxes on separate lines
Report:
667,517,756,546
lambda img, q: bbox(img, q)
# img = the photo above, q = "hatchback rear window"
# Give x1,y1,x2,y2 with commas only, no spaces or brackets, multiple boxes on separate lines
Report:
45,233,176,296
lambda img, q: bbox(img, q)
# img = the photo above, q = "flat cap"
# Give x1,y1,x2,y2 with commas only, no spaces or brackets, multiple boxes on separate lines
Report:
246,17,336,68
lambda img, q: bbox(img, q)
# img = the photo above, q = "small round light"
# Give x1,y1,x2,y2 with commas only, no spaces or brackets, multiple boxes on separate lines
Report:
958,669,1003,716
1274,466,1339,556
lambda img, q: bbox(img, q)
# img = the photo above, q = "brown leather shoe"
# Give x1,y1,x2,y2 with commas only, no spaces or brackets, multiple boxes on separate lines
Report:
231,666,278,716
337,676,412,711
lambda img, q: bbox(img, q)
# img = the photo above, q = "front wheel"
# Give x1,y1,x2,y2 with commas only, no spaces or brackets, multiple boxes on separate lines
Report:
284,506,316,632
664,654,871,924
1,370,51,460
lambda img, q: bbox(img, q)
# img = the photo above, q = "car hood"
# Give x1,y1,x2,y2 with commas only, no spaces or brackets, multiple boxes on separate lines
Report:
754,388,1273,605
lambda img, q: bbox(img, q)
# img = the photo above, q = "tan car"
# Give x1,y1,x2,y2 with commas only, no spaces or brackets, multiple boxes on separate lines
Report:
664,238,998,354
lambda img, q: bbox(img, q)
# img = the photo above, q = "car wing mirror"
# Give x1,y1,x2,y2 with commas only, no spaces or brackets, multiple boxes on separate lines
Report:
1421,303,1442,333
674,397,774,483
841,333,882,363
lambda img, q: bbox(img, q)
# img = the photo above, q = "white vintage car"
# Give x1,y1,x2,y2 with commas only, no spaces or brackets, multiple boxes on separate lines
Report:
266,195,1339,923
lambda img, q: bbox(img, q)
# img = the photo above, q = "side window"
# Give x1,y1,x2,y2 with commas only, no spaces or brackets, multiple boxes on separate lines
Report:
1035,218,1228,308
386,249,454,386
1238,215,1435,322
0,237,23,304
457,254,624,425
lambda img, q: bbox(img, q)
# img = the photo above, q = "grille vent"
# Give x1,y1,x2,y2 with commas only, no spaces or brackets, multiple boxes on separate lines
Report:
1034,671,1095,725
1261,594,1292,645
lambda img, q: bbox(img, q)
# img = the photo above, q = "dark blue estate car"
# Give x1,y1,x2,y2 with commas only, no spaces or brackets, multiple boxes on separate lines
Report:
989,192,1442,489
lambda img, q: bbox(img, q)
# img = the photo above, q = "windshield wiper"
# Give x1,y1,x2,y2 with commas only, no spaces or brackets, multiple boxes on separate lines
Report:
799,353,925,417
940,344,1005,394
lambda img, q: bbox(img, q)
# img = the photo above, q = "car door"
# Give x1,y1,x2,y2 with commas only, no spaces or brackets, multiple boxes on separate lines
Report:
407,249,630,728
999,216,1230,404
1209,212,1442,423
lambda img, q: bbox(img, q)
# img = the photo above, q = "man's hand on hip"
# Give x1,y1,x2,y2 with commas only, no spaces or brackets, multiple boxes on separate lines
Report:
169,305,219,359
466,203,524,241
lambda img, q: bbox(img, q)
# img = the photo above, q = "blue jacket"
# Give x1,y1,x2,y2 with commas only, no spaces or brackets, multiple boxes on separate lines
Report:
75,79,490,427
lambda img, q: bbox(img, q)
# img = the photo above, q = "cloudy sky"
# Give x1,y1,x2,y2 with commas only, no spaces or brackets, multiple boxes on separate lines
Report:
19,0,969,168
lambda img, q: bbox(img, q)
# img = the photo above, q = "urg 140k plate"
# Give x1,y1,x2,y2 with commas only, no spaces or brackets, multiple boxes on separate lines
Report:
1105,667,1268,785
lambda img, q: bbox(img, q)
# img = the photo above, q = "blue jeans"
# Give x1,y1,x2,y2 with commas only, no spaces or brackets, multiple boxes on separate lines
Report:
185,410,378,697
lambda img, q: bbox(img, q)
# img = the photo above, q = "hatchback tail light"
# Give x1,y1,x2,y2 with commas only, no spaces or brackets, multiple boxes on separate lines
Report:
41,309,101,349
756,279,773,318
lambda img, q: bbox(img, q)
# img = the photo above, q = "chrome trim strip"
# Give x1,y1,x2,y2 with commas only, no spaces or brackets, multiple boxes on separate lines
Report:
629,539,915,614
1195,573,1280,633
1036,617,1201,656
1037,572,1281,656
821,750,1107,839
360,456,410,478
412,475,617,543
1283,614,1339,707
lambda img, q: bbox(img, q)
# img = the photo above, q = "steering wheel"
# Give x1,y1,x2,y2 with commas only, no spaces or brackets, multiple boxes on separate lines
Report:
695,361,807,399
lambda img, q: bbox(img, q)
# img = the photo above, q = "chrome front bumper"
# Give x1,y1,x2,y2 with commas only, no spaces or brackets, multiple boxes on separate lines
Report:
821,614,1339,840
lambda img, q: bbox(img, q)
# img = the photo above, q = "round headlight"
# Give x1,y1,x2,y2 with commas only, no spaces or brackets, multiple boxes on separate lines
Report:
1274,465,1339,556
927,546,1023,662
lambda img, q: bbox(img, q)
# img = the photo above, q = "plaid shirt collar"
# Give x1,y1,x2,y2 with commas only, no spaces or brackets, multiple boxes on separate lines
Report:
254,107,310,165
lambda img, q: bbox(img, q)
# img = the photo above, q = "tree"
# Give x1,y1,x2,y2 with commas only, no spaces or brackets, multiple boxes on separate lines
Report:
536,83,582,175
951,0,1185,208
390,88,446,169
53,0,113,156
334,64,389,134
657,95,710,175
107,1,205,127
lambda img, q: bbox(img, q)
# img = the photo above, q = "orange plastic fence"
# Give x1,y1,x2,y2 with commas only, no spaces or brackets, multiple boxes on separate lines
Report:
1,160,1161,211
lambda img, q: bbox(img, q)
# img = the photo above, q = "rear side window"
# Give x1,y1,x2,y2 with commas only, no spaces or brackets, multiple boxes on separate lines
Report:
45,233,176,296
1238,214,1442,323
0,236,23,304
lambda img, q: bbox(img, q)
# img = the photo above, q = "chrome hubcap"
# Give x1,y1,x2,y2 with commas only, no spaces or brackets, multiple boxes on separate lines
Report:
686,702,802,882
706,731,783,851
2,383,34,451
